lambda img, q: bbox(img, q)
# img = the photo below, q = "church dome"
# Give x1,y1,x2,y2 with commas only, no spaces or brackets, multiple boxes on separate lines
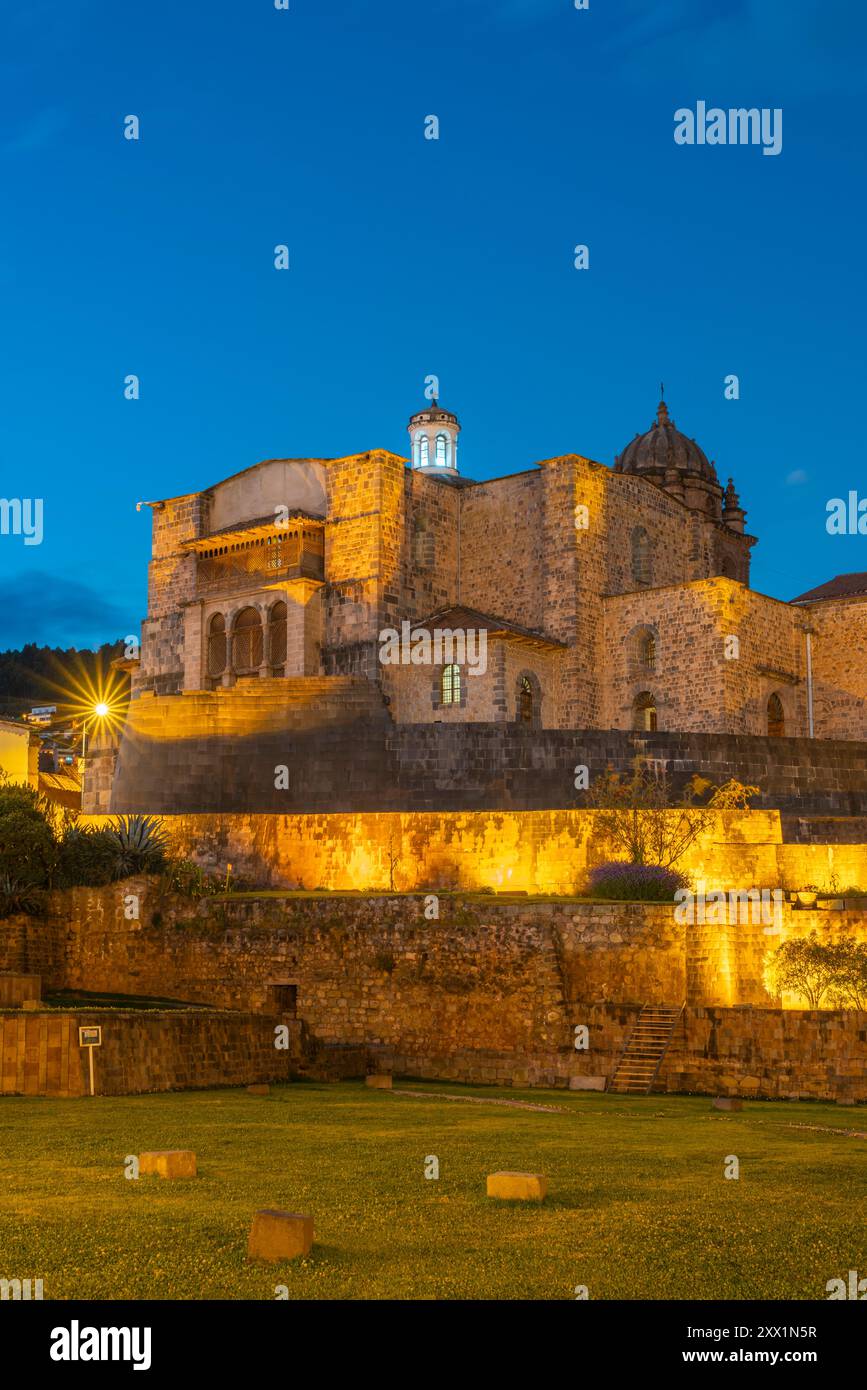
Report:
409,400,459,427
615,398,719,485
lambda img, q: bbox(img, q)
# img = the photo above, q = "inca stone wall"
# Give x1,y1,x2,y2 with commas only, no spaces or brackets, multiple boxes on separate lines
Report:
3,887,866,1099
0,1009,294,1097
90,692,867,815
78,805,867,896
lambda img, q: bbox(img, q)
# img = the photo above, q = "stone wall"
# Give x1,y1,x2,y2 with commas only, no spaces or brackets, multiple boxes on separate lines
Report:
383,641,558,727
11,880,867,1016
79,805,867,897
384,1003,867,1101
0,974,40,1006
4,888,867,1098
460,469,546,630
809,596,867,740
0,1008,295,1097
602,581,809,736
91,702,867,815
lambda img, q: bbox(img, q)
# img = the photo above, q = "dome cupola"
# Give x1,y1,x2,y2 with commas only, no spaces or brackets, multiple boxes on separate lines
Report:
615,396,719,484
408,399,461,476
614,391,729,518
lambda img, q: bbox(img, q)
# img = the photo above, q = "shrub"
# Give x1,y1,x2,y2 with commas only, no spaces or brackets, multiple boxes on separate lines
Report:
109,815,169,877
57,826,121,887
0,784,53,822
0,810,57,887
586,862,691,901
0,875,45,919
159,859,221,898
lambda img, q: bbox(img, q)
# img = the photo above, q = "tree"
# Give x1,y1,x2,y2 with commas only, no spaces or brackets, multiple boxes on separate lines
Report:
585,760,714,869
827,939,867,1011
385,829,401,892
767,935,846,1009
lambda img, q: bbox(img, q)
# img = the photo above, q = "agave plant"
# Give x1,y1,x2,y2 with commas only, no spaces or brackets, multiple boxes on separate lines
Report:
0,875,45,919
110,815,170,877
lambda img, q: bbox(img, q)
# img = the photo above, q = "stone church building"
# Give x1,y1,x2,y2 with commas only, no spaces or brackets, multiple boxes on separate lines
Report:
88,395,867,812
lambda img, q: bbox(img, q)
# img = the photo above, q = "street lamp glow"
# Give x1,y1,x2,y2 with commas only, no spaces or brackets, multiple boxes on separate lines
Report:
94,702,110,717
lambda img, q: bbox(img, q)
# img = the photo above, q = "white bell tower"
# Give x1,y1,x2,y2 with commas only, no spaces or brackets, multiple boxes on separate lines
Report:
408,399,461,477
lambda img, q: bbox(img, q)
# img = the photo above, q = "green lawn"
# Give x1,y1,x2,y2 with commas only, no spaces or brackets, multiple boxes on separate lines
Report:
0,1082,864,1300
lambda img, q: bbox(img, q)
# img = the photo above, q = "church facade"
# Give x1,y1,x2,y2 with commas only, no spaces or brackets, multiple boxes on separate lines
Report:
129,394,867,744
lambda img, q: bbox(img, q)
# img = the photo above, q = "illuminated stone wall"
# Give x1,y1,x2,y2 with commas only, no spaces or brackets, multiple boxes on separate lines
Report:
80,807,867,896
0,1008,294,1097
14,881,867,1015
4,887,866,1098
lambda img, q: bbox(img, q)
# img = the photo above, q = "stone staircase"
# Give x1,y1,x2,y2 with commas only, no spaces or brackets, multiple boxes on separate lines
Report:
608,1004,684,1095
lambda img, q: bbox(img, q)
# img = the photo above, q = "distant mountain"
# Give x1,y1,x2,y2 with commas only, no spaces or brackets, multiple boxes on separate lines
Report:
0,640,129,713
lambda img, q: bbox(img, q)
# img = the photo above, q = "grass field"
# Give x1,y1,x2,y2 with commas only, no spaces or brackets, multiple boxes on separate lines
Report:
0,1081,864,1300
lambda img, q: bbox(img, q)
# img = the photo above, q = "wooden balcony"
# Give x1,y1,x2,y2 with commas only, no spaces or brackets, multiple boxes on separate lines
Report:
187,521,325,598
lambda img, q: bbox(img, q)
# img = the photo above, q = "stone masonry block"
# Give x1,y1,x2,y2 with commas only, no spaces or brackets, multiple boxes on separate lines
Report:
486,1171,548,1201
247,1209,314,1262
139,1150,197,1179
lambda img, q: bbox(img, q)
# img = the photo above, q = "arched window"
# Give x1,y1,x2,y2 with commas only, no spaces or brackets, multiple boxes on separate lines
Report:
767,693,785,738
207,613,227,679
435,432,448,467
232,607,264,673
705,495,716,517
419,435,429,467
631,527,651,586
633,691,657,732
441,663,461,705
268,601,287,672
519,676,534,724
721,555,736,579
641,633,656,671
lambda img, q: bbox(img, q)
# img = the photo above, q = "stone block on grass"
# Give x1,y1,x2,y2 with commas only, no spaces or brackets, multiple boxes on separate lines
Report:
247,1084,270,1096
712,1098,743,1112
247,1209,313,1262
486,1171,548,1201
139,1150,197,1179
569,1076,606,1091
365,1074,392,1089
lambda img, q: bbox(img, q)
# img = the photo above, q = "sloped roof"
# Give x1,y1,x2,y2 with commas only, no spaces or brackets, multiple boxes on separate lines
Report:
790,572,867,604
411,605,566,651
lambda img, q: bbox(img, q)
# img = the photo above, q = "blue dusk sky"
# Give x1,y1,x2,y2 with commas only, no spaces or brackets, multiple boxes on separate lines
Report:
0,0,865,649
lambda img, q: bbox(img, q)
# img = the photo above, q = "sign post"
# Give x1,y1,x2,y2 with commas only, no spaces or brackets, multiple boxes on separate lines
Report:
78,1025,102,1096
